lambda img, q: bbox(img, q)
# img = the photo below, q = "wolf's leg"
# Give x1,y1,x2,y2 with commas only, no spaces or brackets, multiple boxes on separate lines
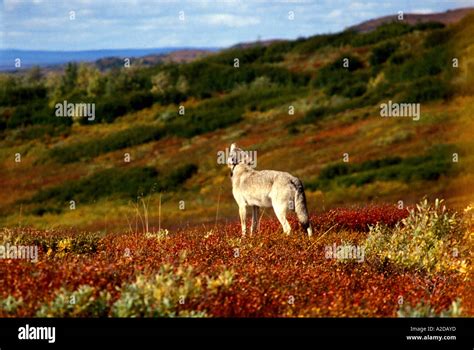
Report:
251,206,259,235
273,205,291,235
239,206,247,236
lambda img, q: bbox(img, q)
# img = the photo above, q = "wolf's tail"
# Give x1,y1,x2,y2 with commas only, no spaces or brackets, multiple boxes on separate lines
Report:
291,178,313,237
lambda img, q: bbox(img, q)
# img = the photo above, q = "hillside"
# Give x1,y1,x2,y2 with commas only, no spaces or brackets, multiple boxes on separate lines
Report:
349,7,474,32
1,14,474,232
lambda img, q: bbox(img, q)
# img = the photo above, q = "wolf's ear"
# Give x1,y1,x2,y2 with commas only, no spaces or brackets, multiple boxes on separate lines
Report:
230,143,237,152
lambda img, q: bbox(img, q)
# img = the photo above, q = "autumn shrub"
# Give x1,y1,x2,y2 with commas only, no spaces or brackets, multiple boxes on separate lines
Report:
0,295,24,317
310,205,408,232
145,229,170,240
111,264,234,317
397,298,463,317
365,199,468,275
36,285,111,317
0,209,469,317
12,231,102,256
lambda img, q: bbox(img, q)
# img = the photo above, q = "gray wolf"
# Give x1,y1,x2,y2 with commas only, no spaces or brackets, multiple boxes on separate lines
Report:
227,143,313,237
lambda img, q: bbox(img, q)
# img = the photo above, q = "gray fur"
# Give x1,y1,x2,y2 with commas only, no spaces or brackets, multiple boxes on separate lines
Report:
227,143,313,237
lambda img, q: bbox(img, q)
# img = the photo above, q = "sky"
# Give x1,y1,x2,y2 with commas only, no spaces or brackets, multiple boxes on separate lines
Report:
1,0,473,50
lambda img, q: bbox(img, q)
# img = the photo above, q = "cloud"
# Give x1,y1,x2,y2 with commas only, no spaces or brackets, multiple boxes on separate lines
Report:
0,0,470,50
327,9,343,19
201,13,260,27
411,8,435,14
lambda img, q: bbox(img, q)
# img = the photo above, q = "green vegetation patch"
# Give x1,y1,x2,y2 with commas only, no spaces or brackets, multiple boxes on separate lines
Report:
307,145,457,190
49,125,164,163
27,164,197,211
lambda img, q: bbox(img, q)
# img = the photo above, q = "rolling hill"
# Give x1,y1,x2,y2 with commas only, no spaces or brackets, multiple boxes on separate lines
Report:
0,11,473,232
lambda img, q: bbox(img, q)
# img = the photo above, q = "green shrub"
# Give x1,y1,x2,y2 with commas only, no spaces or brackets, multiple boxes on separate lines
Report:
259,41,297,62
402,76,451,102
292,106,331,126
180,60,308,98
7,124,71,141
388,52,412,65
111,264,233,317
370,41,399,66
318,156,403,180
342,82,367,98
0,84,48,106
352,22,412,47
292,31,356,54
7,102,72,129
365,199,466,275
309,145,456,189
388,45,451,82
167,85,305,138
398,298,462,317
0,295,23,316
154,89,187,105
424,27,451,48
29,164,197,208
36,285,111,317
49,125,164,163
313,55,369,97
413,21,445,32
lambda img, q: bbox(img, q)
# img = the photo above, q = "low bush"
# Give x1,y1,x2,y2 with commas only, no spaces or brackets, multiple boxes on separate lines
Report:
6,124,71,141
29,164,197,208
12,231,102,256
402,76,452,103
370,41,399,66
111,264,233,317
387,45,451,83
313,55,369,97
49,125,164,163
7,103,73,129
424,27,451,48
352,22,412,47
309,145,457,189
397,298,462,317
36,285,111,317
0,295,23,316
365,199,467,275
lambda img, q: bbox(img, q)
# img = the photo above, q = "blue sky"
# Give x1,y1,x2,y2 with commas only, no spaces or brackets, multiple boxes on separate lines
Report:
1,0,473,50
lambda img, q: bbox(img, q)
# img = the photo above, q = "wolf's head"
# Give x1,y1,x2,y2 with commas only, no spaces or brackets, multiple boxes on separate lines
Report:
227,143,252,169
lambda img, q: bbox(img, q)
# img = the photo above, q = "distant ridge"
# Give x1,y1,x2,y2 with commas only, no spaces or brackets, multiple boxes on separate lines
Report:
348,7,474,32
0,47,219,71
